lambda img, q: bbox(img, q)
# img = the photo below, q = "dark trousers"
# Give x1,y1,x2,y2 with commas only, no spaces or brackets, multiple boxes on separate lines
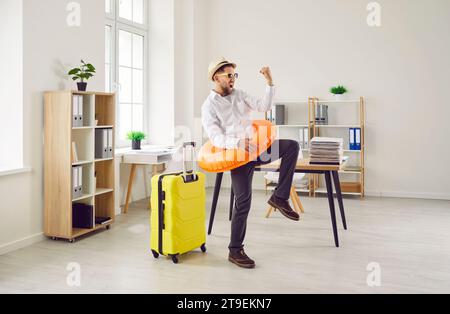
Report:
229,139,300,253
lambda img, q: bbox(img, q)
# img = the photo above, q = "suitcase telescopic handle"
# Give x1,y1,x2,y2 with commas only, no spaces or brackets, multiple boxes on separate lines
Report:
182,142,197,182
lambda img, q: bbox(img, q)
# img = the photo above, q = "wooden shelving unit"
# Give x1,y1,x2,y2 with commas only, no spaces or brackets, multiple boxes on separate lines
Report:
263,97,366,198
309,97,365,197
44,90,116,242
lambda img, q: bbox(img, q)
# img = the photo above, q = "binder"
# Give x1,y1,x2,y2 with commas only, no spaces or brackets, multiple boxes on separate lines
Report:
78,95,84,127
72,203,94,229
349,128,355,150
72,167,78,198
103,129,108,157
299,128,304,149
78,166,83,195
72,166,82,199
274,105,285,125
72,96,80,127
107,129,113,158
303,127,309,150
355,128,361,151
95,129,108,159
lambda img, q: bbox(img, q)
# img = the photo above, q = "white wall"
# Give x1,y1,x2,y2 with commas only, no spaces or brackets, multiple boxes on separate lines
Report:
122,0,210,207
2,0,449,255
201,0,450,199
0,0,23,170
148,0,175,146
0,0,105,254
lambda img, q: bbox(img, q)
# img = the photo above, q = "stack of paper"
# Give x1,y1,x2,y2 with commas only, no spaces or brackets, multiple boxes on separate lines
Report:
310,137,344,165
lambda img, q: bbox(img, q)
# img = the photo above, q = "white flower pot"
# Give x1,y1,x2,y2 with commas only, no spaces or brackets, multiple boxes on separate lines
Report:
333,94,344,101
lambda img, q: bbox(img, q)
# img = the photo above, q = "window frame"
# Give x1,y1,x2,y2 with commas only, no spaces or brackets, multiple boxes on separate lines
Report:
106,0,149,148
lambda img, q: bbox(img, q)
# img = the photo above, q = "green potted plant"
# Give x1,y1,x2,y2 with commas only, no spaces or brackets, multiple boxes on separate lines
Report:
127,131,146,150
68,60,96,91
330,85,348,101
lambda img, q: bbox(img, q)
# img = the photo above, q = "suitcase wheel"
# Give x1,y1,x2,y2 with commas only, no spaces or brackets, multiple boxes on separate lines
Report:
170,255,179,264
201,244,207,253
151,250,159,259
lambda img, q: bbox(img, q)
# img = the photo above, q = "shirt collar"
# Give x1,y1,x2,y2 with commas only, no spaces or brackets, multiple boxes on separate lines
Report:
209,89,235,100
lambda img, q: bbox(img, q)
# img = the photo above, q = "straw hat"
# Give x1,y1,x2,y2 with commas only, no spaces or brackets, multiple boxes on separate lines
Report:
208,57,236,81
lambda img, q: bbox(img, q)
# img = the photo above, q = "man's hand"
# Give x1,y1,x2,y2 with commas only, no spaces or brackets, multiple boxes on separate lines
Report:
238,138,257,154
260,66,274,86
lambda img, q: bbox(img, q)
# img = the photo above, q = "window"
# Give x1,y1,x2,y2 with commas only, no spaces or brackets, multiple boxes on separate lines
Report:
0,0,23,172
106,0,147,147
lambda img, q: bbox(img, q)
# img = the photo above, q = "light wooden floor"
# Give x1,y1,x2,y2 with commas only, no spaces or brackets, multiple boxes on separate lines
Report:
1,189,450,294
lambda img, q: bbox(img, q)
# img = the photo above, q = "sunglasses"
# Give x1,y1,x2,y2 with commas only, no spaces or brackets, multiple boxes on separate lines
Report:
216,73,239,80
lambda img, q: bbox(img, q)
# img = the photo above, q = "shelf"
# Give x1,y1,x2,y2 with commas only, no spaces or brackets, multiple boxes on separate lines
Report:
302,149,360,153
95,158,114,163
72,194,92,202
95,95,115,126
276,124,308,128
72,128,94,161
274,100,308,104
340,167,363,174
72,160,92,166
72,91,115,96
95,188,114,196
314,100,360,104
73,126,94,130
313,125,361,128
72,223,112,238
95,192,114,222
343,150,361,153
95,125,114,129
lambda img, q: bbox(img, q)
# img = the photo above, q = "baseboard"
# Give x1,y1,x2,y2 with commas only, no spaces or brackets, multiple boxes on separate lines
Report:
365,190,450,201
0,232,46,256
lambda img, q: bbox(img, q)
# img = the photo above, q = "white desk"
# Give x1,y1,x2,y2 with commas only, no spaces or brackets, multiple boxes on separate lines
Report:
118,145,175,213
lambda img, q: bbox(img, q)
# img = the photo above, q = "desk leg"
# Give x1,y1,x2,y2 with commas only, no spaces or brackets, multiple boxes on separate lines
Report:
332,170,347,230
208,173,223,235
148,164,165,210
124,164,137,214
325,171,339,248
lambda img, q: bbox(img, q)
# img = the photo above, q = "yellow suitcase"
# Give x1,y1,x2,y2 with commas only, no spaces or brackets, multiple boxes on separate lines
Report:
150,143,206,264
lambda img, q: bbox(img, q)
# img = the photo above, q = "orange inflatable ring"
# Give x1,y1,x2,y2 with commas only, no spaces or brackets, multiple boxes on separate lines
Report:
198,120,277,173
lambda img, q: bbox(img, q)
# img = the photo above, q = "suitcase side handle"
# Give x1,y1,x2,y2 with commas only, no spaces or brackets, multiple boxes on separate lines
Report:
183,142,198,183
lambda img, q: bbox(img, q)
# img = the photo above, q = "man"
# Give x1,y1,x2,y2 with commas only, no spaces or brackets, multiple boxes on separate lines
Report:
201,57,300,269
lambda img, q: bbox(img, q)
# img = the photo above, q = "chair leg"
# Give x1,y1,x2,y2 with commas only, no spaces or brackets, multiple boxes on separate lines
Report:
293,189,305,213
290,186,301,214
265,206,275,218
208,173,223,235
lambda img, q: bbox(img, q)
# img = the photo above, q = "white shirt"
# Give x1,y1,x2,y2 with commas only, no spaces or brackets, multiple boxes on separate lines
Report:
201,86,276,149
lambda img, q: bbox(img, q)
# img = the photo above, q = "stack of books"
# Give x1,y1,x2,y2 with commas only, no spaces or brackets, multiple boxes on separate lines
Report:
310,137,343,165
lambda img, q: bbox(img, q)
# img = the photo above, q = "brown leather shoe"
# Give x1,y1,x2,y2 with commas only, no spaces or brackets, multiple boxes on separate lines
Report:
268,195,300,221
228,249,256,269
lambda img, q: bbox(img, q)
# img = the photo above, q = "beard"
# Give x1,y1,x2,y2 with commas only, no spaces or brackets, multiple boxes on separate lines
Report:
221,82,234,96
